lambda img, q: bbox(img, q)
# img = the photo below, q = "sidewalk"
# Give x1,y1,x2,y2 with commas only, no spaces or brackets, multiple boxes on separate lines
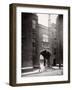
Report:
21,69,40,76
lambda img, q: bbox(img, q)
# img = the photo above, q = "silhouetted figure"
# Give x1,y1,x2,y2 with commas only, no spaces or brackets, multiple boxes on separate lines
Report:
40,50,51,67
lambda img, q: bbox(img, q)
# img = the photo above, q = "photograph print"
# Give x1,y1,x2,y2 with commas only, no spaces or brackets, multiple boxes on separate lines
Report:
10,4,70,86
21,13,63,77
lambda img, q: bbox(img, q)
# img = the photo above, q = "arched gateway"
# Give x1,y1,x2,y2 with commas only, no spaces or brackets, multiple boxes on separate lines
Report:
40,49,52,67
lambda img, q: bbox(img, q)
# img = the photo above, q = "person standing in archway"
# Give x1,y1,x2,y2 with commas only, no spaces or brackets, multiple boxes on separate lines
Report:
45,51,51,67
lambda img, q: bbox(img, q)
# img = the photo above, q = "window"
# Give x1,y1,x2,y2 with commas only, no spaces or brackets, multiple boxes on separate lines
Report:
42,34,48,42
32,20,36,29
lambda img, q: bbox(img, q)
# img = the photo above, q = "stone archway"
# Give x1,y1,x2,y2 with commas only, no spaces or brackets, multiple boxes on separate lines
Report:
40,49,52,67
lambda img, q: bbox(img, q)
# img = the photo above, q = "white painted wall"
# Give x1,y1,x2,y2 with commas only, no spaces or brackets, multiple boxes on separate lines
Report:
0,0,72,90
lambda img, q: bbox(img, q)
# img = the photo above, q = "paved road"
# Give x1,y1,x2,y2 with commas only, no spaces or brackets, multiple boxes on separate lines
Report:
22,67,63,77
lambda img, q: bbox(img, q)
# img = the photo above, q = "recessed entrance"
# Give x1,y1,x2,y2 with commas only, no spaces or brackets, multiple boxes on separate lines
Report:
40,50,51,67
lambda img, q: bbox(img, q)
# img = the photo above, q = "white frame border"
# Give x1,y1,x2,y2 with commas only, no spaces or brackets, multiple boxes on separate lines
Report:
16,6,68,84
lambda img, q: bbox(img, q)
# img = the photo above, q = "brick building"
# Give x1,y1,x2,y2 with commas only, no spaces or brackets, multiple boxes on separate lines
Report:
21,13,40,73
39,23,57,66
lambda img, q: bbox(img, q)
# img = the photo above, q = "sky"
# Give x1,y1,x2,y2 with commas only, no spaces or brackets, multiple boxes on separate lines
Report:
37,14,58,27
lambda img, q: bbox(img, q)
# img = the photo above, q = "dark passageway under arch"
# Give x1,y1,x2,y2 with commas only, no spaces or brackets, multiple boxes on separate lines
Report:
40,50,51,67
